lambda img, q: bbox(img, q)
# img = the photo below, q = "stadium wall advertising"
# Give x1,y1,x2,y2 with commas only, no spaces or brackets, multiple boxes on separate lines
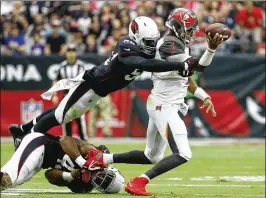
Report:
1,55,265,137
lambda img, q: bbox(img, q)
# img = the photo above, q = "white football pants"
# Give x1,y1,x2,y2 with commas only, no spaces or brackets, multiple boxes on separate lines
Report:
1,133,45,187
54,82,102,124
144,95,192,164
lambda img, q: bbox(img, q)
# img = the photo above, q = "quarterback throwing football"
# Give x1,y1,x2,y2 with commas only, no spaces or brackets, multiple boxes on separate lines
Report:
88,8,224,196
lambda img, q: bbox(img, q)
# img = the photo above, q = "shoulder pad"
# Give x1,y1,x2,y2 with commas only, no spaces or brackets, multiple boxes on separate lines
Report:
116,36,142,57
157,36,185,59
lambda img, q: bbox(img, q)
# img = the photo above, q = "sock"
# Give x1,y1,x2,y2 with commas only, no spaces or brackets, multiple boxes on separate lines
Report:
113,150,152,164
103,154,114,164
145,153,187,180
21,107,57,133
21,120,33,133
140,174,150,181
33,112,60,133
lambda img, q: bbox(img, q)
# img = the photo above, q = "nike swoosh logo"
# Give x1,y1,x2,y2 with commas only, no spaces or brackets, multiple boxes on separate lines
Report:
124,48,130,51
88,160,101,170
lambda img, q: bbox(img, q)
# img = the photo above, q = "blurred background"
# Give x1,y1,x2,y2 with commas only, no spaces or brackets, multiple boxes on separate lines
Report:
1,1,265,139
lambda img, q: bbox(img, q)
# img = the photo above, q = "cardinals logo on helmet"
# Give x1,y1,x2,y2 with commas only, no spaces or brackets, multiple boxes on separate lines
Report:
131,19,139,34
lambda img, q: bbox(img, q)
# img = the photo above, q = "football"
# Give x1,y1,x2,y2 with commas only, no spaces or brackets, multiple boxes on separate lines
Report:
205,23,231,41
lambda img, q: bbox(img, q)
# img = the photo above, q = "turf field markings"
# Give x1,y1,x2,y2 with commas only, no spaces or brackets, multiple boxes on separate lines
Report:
190,176,265,182
165,177,183,180
148,184,265,187
160,192,265,197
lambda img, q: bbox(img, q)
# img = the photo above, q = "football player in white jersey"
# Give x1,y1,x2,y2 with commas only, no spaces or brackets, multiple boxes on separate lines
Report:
86,8,224,196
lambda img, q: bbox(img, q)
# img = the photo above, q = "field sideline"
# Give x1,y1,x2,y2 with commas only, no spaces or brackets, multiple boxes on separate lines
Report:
1,138,265,198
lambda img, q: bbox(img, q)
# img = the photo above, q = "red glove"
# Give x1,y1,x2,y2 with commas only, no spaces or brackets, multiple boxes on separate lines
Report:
84,149,106,171
81,170,91,183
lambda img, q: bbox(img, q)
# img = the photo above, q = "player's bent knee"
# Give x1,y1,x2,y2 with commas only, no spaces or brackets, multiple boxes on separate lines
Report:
54,108,64,124
179,148,192,161
144,150,164,164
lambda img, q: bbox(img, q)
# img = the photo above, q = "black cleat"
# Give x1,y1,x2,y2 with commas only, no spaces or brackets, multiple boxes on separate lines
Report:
8,124,25,150
8,124,24,139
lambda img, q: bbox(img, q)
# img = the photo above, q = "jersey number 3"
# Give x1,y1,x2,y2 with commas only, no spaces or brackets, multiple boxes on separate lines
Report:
125,69,141,81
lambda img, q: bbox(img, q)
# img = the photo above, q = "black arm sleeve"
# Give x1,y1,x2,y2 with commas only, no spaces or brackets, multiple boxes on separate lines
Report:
119,55,185,72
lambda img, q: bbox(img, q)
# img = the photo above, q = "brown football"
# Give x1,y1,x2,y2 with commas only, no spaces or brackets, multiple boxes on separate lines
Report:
205,23,231,41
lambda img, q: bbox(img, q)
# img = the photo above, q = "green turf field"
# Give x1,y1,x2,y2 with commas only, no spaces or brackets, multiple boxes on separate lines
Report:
1,141,265,198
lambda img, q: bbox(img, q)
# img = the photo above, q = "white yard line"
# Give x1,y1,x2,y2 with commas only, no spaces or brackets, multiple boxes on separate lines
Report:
148,184,265,187
162,193,265,197
1,188,264,197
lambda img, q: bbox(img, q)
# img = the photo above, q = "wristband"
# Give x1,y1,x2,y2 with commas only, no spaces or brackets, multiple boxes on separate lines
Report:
207,48,216,53
194,87,210,101
75,156,86,168
62,172,74,182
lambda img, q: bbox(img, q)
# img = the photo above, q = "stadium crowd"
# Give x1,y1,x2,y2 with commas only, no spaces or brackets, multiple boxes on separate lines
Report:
1,1,265,56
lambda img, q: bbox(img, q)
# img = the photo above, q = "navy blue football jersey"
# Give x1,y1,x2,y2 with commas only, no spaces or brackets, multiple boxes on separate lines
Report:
42,134,80,171
83,36,154,96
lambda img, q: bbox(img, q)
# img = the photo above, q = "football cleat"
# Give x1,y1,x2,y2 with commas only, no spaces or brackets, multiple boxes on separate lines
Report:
84,149,106,171
8,124,25,150
125,177,152,196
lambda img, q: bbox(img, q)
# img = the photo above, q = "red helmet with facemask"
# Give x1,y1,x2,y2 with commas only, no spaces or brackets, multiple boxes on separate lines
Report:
165,8,199,46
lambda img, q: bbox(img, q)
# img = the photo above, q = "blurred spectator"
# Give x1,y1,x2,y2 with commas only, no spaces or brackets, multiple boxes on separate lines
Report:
25,14,46,39
89,15,100,35
44,19,66,55
45,13,66,36
1,1,264,56
25,0,48,24
9,1,29,32
3,23,25,56
76,1,94,35
85,34,98,53
68,22,86,55
102,29,122,55
235,2,264,53
154,16,166,35
30,32,45,56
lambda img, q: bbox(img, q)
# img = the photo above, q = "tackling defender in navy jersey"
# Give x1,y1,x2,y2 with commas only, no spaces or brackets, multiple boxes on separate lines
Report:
9,16,200,154
0,132,124,193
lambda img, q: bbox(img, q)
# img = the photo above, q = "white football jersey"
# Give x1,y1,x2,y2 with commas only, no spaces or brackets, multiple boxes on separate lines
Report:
150,36,191,104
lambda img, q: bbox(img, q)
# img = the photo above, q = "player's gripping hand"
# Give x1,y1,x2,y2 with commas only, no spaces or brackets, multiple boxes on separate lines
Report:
179,57,199,77
206,32,224,50
84,149,106,171
80,170,91,183
200,98,217,117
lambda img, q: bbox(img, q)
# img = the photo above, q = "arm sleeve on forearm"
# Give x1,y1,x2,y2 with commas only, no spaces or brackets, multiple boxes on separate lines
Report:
119,55,185,72
198,49,215,66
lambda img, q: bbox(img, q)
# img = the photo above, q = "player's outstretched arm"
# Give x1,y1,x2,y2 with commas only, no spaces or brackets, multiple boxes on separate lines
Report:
45,169,82,186
119,55,198,72
59,136,95,168
194,33,224,72
188,77,216,117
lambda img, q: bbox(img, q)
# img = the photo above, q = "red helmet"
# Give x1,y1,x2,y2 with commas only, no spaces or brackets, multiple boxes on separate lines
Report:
165,8,199,45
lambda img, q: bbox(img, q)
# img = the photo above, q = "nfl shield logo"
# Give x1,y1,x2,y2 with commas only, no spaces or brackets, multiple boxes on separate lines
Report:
21,99,43,123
